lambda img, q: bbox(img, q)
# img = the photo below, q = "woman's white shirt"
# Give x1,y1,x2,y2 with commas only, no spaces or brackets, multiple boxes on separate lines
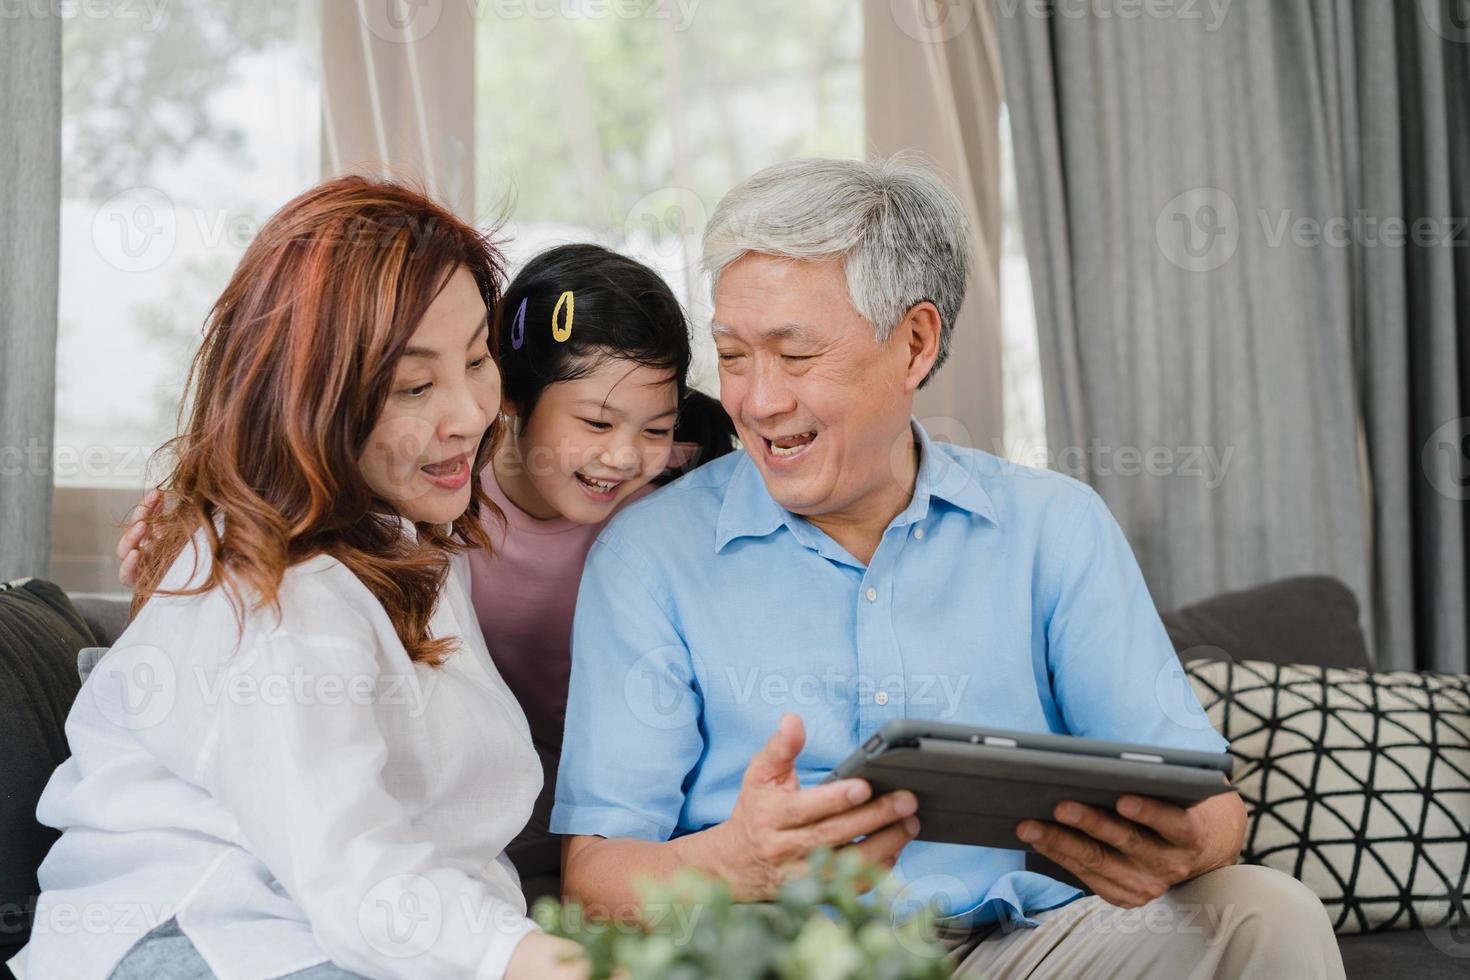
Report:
21,523,543,980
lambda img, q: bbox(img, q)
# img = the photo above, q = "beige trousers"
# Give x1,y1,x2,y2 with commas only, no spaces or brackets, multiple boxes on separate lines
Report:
947,865,1346,980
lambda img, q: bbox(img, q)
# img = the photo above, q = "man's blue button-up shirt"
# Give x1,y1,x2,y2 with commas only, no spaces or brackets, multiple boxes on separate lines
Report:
551,421,1227,926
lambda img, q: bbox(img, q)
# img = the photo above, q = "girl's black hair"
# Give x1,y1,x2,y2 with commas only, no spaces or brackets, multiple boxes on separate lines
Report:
660,388,736,485
496,243,735,483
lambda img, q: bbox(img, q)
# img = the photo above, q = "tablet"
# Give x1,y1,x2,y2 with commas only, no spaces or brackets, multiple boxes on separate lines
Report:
823,720,1235,850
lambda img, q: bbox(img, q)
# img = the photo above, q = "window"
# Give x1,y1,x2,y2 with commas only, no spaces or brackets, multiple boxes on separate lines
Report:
49,0,1049,591
999,104,1048,461
475,0,864,391
52,1,320,590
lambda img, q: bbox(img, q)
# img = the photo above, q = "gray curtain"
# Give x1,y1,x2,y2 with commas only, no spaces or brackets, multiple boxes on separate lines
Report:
0,13,63,583
996,0,1468,673
1353,3,1469,673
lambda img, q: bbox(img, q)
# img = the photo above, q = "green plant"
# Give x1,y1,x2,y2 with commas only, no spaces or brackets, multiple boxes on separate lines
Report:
532,849,954,980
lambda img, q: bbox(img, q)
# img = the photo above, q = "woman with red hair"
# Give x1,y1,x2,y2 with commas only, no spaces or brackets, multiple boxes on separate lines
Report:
20,178,588,979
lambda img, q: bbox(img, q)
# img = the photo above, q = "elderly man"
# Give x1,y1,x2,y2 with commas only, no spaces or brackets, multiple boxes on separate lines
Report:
550,157,1344,978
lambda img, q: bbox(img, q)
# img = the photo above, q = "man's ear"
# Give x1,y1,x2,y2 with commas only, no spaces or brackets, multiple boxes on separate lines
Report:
900,301,942,392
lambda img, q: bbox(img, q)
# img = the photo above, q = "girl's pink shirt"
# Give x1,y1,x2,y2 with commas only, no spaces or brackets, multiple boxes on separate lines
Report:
468,464,654,749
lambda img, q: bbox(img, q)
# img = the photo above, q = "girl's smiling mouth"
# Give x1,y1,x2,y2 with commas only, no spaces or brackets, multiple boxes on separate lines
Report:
574,470,625,501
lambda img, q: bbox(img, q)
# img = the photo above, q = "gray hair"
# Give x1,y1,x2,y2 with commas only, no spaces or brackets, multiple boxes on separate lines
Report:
702,155,971,387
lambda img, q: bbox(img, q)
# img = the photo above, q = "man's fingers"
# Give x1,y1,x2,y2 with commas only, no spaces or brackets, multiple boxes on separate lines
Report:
1053,801,1156,856
1052,801,1196,886
798,791,918,848
1020,820,1125,882
740,713,806,789
1115,795,1196,847
1019,820,1156,906
771,778,873,828
1037,845,1150,907
843,817,921,875
777,817,921,895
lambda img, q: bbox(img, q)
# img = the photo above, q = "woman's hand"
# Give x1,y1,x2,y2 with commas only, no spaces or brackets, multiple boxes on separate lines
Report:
116,488,163,588
505,932,592,980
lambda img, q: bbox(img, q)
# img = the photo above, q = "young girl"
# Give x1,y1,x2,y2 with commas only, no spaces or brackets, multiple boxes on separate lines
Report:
114,244,736,896
472,243,734,890
26,177,589,979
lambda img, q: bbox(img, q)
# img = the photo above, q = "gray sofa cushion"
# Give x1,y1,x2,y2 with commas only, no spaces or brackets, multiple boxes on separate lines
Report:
68,593,130,648
1161,576,1372,672
0,579,97,964
1339,926,1470,979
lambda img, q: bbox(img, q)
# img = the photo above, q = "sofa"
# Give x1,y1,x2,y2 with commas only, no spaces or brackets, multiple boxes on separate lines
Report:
1157,578,1468,978
2,575,1466,979
1009,576,1470,979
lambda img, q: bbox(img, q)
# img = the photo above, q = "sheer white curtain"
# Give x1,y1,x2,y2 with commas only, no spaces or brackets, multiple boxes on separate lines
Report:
864,0,1005,452
322,0,477,218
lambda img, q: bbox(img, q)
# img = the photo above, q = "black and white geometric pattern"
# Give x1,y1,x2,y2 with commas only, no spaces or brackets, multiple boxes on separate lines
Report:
1186,659,1470,934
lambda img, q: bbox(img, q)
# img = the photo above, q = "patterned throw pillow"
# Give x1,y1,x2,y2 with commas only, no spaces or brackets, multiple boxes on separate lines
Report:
1186,659,1470,934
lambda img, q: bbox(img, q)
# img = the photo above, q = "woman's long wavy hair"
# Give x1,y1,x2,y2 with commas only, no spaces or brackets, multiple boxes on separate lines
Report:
130,175,504,665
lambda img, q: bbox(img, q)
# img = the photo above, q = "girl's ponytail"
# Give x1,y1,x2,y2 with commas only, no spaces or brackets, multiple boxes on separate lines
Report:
658,389,737,484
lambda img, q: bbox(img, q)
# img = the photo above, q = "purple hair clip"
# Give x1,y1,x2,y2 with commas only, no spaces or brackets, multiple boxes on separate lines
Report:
510,297,528,350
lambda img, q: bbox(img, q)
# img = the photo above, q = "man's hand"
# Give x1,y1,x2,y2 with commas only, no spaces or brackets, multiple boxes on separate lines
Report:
1017,790,1246,908
706,713,921,901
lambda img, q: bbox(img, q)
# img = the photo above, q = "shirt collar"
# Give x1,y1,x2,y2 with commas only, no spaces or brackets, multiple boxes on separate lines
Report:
713,452,788,551
379,512,424,541
714,418,998,554
905,419,998,525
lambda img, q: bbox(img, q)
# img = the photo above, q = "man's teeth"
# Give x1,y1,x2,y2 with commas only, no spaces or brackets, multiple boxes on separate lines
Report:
769,432,816,457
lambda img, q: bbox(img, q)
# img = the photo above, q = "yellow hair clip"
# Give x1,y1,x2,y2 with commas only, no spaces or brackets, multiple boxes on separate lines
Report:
551,290,574,343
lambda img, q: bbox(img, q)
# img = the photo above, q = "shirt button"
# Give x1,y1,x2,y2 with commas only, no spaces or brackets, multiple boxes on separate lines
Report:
875,691,890,706
865,587,878,602
914,528,925,540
